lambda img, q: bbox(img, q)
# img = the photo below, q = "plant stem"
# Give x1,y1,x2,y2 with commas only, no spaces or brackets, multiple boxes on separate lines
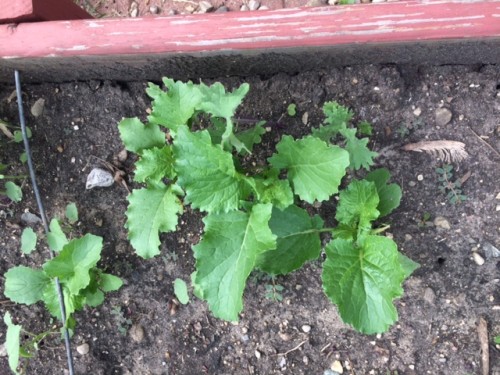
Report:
1,174,27,179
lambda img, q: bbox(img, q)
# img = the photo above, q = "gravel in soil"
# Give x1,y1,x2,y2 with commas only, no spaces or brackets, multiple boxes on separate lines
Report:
1,64,500,374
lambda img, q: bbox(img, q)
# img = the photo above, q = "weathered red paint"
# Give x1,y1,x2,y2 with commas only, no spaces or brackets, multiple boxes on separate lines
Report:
1,1,499,59
0,0,91,24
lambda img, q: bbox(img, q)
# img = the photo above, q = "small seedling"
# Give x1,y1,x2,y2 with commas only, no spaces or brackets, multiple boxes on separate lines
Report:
357,120,373,137
173,278,189,304
111,306,132,336
417,212,431,228
286,103,297,117
264,278,284,302
436,164,467,204
494,335,500,345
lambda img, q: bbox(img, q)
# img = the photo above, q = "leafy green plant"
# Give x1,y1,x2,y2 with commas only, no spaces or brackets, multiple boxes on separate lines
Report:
110,305,132,336
264,278,284,302
436,164,467,204
286,103,296,117
117,77,418,334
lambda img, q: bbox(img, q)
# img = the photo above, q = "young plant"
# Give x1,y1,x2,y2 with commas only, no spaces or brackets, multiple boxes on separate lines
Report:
436,164,467,204
118,77,418,334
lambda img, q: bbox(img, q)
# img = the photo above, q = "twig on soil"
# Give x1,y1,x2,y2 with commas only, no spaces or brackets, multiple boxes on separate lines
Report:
477,317,489,375
275,339,307,356
320,342,331,353
468,127,500,159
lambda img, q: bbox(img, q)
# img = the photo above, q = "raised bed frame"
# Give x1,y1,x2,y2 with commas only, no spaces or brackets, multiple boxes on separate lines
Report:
0,1,500,83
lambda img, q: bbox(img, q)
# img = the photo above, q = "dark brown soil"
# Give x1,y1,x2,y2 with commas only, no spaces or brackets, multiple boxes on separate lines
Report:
1,64,500,375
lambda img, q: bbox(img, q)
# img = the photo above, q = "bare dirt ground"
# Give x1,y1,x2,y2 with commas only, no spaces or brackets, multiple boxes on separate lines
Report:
0,63,499,375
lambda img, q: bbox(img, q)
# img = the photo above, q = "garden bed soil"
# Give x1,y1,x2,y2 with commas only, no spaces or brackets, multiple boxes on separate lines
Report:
0,64,499,375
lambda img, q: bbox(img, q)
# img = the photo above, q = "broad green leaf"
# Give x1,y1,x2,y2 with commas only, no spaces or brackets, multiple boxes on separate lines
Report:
125,183,183,258
256,205,324,275
198,82,249,142
134,146,176,184
322,236,407,334
47,219,68,252
4,312,21,375
5,181,22,202
146,78,203,131
4,266,50,305
43,234,102,294
118,117,165,154
84,289,105,307
269,135,349,203
99,273,123,292
398,253,420,278
65,203,78,224
341,128,378,171
21,227,37,254
312,101,352,141
174,125,248,213
173,278,189,305
335,180,379,232
365,168,402,217
194,203,276,321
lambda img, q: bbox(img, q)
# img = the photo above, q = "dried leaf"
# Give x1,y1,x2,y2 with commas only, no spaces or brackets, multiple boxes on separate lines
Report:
401,140,468,163
477,317,489,375
0,120,14,139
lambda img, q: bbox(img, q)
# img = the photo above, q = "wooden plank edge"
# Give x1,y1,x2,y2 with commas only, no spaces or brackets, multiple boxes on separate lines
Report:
0,0,91,25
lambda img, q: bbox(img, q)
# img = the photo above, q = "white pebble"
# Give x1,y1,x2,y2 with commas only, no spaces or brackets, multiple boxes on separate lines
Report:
472,252,485,266
76,343,90,355
433,216,450,230
331,359,344,373
86,168,114,189
301,324,311,333
417,174,424,181
255,349,261,359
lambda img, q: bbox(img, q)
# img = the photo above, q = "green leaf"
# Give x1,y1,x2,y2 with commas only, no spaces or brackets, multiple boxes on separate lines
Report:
47,219,68,252
198,82,249,143
287,103,296,117
312,101,353,141
335,180,379,232
84,289,104,307
235,121,266,155
118,117,165,154
134,146,176,184
173,278,189,305
174,125,248,213
194,203,276,321
43,234,102,294
4,266,50,305
4,312,21,375
494,336,500,345
398,253,420,278
42,283,84,323
322,236,407,334
65,202,78,224
255,177,294,210
21,227,37,254
357,120,373,136
125,183,183,258
365,168,402,217
19,152,27,164
5,181,22,202
147,78,203,132
99,273,123,292
13,128,31,143
256,205,324,275
269,135,349,203
341,128,378,171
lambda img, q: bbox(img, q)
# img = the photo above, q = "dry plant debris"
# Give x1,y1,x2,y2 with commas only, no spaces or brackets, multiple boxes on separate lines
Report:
401,140,468,163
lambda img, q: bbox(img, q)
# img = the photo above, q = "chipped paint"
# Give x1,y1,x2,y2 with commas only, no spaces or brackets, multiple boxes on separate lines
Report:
86,21,104,28
53,45,89,51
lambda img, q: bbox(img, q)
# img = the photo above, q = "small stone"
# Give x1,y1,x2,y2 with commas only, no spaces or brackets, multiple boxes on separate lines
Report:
404,234,412,241
259,5,269,10
302,355,309,365
0,343,7,357
130,8,138,17
472,252,485,266
198,1,213,13
331,359,344,373
31,98,45,117
433,216,451,230
76,343,90,355
240,4,249,10
279,356,287,367
215,6,229,12
86,168,114,189
168,9,177,15
408,181,416,187
435,107,452,126
301,112,309,125
129,324,145,342
149,5,160,14
301,324,311,333
255,349,261,359
496,192,500,200
423,287,436,305
413,107,422,116
117,149,128,162
324,370,339,375
279,332,291,341
21,212,42,225
248,0,260,10
57,145,64,153
483,242,500,259
306,0,326,5
417,174,424,181
328,0,337,4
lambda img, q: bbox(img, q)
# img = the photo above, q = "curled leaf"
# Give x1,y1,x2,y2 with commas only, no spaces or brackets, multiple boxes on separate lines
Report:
402,140,468,163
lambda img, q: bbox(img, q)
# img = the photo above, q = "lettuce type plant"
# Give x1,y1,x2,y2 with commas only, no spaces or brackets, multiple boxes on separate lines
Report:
118,77,419,334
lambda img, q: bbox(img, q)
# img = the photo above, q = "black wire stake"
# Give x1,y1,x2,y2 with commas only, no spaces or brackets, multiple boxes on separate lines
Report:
14,70,75,375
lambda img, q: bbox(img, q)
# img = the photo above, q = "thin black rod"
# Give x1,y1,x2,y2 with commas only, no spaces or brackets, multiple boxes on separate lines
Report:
14,70,75,375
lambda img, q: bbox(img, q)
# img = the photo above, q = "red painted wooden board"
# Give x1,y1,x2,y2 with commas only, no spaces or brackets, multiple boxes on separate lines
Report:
0,1,499,82
1,1,499,58
0,0,91,24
